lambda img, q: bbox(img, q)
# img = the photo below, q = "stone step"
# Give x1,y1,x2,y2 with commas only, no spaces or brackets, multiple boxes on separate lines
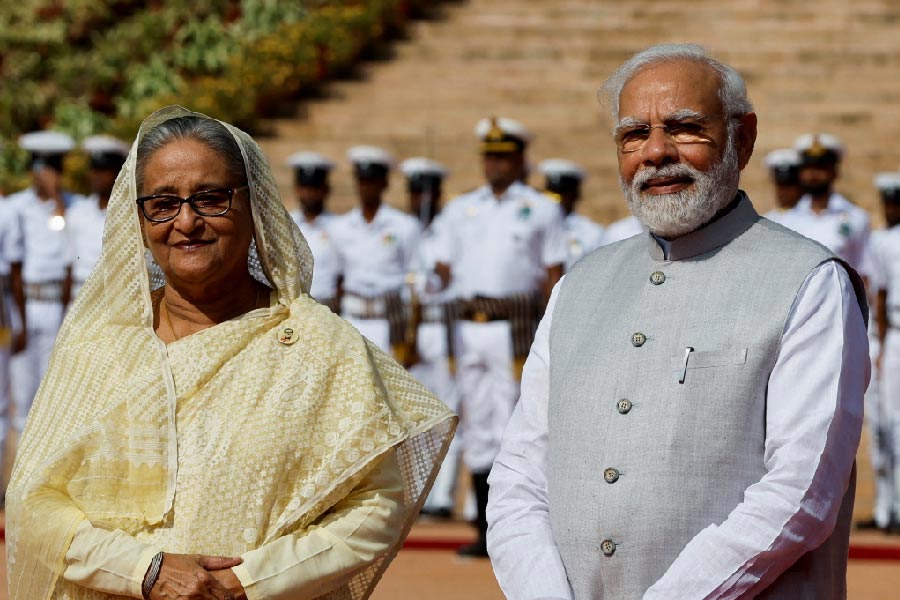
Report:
259,0,900,226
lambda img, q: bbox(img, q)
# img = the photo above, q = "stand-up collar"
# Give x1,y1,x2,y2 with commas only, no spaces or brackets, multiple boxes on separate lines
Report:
647,191,759,261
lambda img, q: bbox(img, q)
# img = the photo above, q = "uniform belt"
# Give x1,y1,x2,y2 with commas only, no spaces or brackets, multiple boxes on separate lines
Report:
343,293,390,320
458,296,522,322
420,303,449,324
0,275,9,329
890,306,900,330
25,281,64,302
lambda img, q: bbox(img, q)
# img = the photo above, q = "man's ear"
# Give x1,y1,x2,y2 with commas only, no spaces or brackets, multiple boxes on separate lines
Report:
735,112,758,170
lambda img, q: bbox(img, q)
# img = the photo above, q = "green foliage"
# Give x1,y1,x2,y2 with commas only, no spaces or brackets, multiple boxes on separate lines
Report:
0,0,443,182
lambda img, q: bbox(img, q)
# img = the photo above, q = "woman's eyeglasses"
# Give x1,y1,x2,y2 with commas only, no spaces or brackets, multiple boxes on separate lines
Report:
136,186,248,223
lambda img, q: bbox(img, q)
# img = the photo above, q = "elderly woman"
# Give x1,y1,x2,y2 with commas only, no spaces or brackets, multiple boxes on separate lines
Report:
6,106,456,600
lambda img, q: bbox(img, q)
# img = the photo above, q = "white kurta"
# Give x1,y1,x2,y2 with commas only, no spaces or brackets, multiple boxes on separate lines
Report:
488,261,867,599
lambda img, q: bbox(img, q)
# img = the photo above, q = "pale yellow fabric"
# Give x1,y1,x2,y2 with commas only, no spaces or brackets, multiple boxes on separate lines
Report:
6,106,456,600
63,449,403,600
64,521,159,598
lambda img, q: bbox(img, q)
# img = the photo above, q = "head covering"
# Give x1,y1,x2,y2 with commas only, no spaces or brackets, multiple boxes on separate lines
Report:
538,158,585,195
348,145,393,180
475,117,532,154
875,172,900,203
6,106,455,600
287,151,334,187
82,134,130,171
794,133,843,167
400,157,447,193
764,148,801,186
19,130,75,172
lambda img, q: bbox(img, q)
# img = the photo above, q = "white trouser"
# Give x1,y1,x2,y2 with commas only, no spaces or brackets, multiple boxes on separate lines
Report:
884,330,900,522
0,341,9,473
10,299,64,432
456,320,518,472
410,322,460,510
866,333,892,526
343,317,391,354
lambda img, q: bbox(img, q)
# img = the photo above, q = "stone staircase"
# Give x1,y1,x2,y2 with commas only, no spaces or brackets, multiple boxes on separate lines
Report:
259,0,900,229
256,0,900,522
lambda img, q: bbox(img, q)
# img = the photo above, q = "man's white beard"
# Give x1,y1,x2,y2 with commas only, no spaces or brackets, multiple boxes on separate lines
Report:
620,139,741,239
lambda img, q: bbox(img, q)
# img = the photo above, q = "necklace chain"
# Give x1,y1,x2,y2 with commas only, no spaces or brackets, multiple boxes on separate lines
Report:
161,285,262,342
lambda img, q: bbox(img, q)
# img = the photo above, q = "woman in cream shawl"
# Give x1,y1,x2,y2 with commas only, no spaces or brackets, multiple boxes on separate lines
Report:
6,106,456,600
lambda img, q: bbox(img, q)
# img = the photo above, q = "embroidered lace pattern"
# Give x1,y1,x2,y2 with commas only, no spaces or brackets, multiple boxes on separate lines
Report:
6,106,456,600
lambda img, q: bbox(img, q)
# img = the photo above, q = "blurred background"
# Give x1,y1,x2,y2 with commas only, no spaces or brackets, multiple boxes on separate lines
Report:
2,0,900,597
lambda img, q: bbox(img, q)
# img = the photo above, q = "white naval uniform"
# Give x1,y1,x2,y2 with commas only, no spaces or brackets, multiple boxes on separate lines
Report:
8,187,78,433
410,216,461,512
434,182,566,471
289,211,343,304
870,225,900,525
786,193,871,273
330,204,421,353
602,214,645,244
0,198,25,473
763,207,802,229
562,213,605,270
66,195,106,298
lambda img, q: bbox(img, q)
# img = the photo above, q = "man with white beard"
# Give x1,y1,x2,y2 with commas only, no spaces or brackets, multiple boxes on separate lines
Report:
487,44,868,599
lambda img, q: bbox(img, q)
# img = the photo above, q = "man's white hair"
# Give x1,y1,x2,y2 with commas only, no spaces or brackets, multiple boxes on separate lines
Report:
599,44,754,124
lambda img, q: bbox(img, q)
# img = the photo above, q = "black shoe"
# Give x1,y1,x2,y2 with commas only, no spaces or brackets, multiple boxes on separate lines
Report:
456,540,489,558
855,518,883,530
420,507,453,519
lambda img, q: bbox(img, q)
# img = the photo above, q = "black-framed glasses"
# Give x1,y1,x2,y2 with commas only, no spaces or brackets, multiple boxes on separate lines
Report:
136,186,248,223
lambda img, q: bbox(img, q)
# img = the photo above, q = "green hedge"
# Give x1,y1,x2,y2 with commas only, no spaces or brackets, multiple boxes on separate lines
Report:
0,0,440,193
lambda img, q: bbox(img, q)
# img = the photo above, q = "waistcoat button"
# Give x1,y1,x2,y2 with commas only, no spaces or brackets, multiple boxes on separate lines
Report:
617,399,632,414
631,332,646,347
650,271,666,285
603,467,620,483
601,539,616,556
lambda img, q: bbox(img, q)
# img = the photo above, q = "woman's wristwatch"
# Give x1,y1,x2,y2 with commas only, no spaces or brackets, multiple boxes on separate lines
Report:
141,552,164,599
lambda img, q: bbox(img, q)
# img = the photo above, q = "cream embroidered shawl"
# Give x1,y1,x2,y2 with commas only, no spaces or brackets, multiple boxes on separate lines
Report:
6,106,456,599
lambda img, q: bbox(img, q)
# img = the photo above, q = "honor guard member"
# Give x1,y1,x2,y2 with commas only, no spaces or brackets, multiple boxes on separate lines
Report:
603,213,645,244
787,133,871,273
286,151,342,311
433,117,566,556
7,130,80,435
330,145,421,356
67,135,129,298
538,158,605,268
866,172,900,533
401,156,459,518
762,148,803,227
0,191,25,486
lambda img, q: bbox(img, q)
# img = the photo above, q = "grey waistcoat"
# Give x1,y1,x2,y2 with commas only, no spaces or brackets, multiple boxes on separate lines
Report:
548,196,863,599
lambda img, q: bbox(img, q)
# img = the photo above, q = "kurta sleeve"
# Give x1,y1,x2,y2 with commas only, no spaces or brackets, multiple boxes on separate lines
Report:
487,280,574,600
232,448,406,600
63,520,161,597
